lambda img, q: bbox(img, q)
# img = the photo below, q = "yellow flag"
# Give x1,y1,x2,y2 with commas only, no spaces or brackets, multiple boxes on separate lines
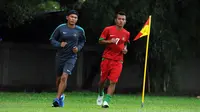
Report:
134,17,151,41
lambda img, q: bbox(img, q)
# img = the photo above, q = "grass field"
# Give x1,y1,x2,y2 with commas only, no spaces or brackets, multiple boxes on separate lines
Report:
0,92,199,112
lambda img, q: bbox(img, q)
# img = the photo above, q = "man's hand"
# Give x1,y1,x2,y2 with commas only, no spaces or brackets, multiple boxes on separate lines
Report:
73,46,78,53
122,48,128,54
99,38,119,44
61,42,67,47
109,38,119,44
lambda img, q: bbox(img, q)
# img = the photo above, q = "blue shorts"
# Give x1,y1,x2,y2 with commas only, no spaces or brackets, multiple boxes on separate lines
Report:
55,58,77,76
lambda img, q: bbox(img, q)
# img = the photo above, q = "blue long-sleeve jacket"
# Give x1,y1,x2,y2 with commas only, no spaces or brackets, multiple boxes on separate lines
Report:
49,24,86,59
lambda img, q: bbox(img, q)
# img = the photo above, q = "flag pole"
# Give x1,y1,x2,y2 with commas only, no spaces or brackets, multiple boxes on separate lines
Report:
141,15,152,108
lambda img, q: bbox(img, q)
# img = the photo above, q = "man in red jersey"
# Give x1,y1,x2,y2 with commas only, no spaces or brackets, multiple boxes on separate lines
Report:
96,11,130,108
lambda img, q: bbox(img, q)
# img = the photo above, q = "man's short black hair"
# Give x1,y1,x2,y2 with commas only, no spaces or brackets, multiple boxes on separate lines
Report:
115,11,126,18
67,10,79,16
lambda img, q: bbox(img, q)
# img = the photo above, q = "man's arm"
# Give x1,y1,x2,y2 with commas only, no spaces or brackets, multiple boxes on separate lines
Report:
49,26,61,48
77,28,86,52
99,38,113,44
98,27,116,44
122,32,130,54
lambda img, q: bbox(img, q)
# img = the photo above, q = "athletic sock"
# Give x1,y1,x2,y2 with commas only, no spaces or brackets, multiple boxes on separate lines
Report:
98,88,104,96
104,94,112,103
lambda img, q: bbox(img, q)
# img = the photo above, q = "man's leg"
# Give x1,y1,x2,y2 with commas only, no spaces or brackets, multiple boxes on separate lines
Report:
97,78,106,105
98,79,106,96
102,80,117,108
97,59,109,105
102,61,122,108
56,76,65,104
53,58,76,107
52,58,63,107
53,72,68,107
55,57,62,91
56,73,68,99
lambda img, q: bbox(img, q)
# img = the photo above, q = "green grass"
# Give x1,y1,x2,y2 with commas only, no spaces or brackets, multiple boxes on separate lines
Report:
0,92,199,112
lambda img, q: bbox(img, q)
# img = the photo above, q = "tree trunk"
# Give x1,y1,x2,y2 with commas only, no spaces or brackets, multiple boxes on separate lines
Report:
163,78,167,92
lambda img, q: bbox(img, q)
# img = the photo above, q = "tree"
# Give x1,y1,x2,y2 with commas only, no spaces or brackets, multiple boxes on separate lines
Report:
0,0,61,28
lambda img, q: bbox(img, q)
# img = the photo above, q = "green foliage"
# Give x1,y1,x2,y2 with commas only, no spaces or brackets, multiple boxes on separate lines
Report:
176,0,200,58
136,0,181,92
36,1,60,12
1,0,61,28
2,1,34,28
133,0,200,92
81,0,118,32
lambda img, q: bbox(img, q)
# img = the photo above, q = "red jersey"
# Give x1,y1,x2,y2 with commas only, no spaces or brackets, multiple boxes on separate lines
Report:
100,25,130,61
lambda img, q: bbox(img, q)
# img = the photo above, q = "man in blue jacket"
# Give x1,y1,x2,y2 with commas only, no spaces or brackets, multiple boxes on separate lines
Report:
49,10,86,107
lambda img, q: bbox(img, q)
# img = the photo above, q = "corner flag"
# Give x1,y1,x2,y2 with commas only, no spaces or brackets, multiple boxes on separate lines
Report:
133,15,152,108
134,16,151,41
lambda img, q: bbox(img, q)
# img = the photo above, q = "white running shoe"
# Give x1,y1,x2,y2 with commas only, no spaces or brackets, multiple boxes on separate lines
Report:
102,101,109,108
96,95,104,106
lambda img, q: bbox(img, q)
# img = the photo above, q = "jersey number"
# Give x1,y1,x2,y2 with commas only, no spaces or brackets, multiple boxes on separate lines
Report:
115,38,120,45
